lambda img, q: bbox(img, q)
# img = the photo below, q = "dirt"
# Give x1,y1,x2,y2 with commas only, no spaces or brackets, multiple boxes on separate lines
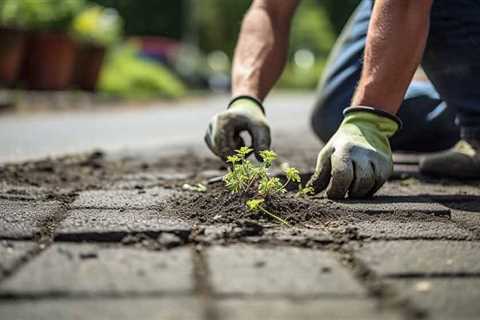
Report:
170,182,453,228
0,149,460,232
0,150,224,193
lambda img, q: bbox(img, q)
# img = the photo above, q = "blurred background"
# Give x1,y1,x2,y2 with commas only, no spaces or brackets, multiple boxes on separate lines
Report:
0,0,360,163
0,0,359,105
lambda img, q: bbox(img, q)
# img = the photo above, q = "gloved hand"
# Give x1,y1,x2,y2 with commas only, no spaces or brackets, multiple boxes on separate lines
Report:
205,96,271,161
307,107,401,199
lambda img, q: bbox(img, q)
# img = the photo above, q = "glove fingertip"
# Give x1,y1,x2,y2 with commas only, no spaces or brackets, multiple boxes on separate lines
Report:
306,171,330,195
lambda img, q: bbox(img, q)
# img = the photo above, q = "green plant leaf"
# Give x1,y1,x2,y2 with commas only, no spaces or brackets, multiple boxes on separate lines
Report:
259,177,285,196
297,186,315,198
258,150,277,167
284,166,301,183
236,146,253,159
71,5,123,46
246,198,265,212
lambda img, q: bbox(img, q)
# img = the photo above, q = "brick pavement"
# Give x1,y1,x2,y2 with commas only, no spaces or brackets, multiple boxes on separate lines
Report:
1,151,479,320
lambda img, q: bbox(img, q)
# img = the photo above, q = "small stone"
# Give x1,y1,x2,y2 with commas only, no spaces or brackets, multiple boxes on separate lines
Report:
415,281,432,293
157,233,183,248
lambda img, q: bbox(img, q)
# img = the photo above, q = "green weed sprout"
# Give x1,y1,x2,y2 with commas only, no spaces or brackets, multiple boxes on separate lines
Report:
246,199,289,226
223,147,312,226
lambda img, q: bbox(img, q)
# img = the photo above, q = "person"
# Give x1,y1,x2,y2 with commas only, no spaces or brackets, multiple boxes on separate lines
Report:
204,0,480,199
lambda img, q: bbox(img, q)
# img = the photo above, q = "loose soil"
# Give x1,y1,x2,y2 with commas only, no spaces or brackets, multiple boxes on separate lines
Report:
0,149,462,231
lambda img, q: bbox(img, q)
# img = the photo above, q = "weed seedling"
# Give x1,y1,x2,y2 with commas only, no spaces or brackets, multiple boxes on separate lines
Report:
223,147,312,225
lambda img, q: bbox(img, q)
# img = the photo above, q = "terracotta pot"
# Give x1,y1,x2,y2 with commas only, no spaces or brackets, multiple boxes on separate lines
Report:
0,28,26,87
74,45,106,91
23,32,77,90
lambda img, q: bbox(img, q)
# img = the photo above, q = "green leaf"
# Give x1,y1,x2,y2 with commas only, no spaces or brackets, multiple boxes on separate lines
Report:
284,167,301,183
236,146,253,159
226,155,240,164
246,198,265,212
297,186,315,198
259,177,285,196
258,150,277,166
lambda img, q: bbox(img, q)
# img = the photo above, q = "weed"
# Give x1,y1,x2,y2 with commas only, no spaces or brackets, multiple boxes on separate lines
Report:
223,147,312,225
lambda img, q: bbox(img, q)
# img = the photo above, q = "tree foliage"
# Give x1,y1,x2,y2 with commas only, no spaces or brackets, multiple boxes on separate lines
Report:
91,0,184,38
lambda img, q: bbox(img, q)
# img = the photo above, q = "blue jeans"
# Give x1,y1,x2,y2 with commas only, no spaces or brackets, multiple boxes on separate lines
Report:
311,0,480,151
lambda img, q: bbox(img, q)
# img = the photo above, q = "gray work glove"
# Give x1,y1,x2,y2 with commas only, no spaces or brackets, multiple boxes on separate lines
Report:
306,107,402,199
205,96,271,161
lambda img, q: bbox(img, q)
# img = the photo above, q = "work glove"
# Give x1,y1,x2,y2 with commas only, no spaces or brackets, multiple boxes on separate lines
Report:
307,107,402,199
205,96,271,161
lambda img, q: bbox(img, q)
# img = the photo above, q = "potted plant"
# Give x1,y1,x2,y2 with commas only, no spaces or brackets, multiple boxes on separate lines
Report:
0,0,28,86
71,5,122,91
20,0,85,90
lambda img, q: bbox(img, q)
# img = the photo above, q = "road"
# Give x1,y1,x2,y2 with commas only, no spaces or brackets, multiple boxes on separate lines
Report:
0,93,317,163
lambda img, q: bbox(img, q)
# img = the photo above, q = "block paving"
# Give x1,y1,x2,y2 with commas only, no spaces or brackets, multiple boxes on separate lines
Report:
1,151,480,320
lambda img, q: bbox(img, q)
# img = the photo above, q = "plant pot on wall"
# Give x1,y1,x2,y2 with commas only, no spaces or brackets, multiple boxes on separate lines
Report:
0,28,26,87
23,32,77,90
74,44,106,91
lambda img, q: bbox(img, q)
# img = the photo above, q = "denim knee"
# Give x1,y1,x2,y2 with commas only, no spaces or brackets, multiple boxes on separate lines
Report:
310,98,344,144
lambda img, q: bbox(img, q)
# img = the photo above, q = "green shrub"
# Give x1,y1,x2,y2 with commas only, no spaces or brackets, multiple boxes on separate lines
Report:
0,0,24,28
98,43,186,99
0,0,85,31
72,5,123,47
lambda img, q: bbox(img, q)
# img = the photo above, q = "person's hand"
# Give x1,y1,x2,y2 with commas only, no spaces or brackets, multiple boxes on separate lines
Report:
307,107,401,199
205,96,271,161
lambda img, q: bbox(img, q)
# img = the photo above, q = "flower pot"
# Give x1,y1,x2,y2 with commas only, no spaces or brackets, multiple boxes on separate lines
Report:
23,32,77,90
0,28,26,87
74,44,106,91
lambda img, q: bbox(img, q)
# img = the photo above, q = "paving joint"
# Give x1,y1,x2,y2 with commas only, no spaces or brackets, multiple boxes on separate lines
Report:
0,290,192,301
0,243,46,285
192,245,220,320
337,243,428,320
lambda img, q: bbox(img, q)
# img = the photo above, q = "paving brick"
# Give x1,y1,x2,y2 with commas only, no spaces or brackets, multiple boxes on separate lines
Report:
353,220,472,240
324,198,450,215
0,241,36,273
386,279,480,320
356,241,480,276
217,299,401,320
71,188,177,209
208,245,366,297
325,182,450,216
0,244,193,296
0,297,202,320
111,171,191,189
0,200,64,239
55,209,191,241
453,210,480,238
0,182,49,201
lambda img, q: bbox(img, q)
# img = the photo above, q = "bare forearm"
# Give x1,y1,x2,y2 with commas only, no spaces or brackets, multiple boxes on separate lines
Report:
232,1,299,101
352,0,433,114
